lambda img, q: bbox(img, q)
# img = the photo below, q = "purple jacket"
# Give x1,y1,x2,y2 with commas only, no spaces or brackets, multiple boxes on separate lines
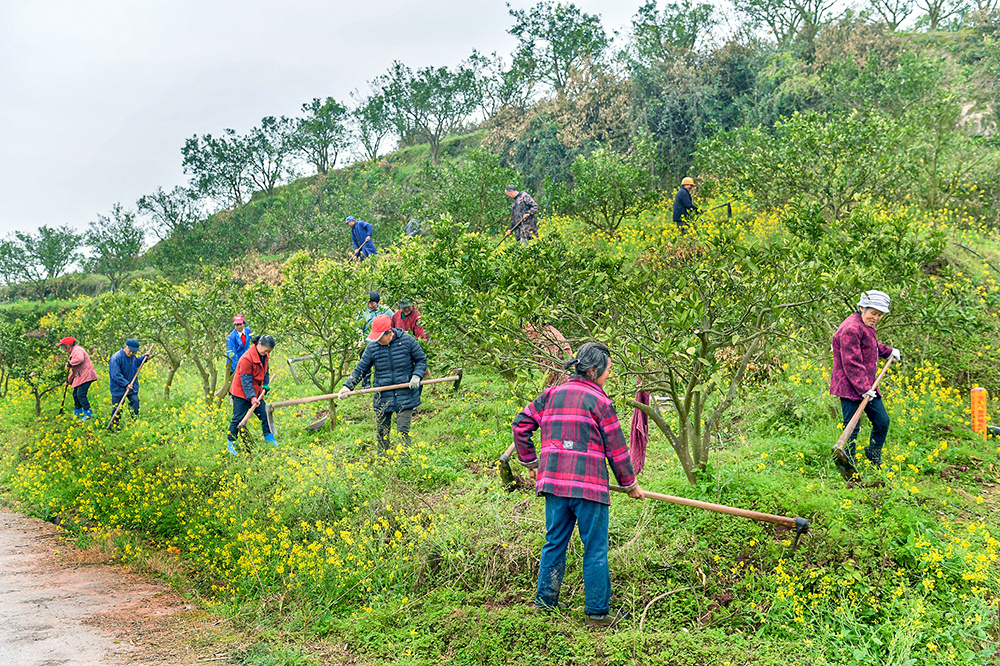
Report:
830,311,892,401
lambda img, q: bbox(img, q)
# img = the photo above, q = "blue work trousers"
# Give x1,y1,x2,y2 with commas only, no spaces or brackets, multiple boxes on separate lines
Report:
536,493,610,616
841,397,890,468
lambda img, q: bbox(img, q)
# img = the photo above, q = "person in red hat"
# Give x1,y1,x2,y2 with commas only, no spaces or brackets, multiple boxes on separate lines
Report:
225,315,253,387
338,314,427,452
57,336,98,422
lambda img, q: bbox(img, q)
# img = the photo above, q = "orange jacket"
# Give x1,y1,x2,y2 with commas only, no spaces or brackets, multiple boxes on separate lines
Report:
230,344,269,401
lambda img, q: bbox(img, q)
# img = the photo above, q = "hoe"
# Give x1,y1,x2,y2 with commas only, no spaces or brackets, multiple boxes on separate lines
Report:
832,357,894,482
264,369,462,436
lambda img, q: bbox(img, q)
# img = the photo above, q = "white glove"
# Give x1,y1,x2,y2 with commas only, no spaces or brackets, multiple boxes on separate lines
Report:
337,386,351,399
409,375,421,390
890,348,901,362
863,389,877,401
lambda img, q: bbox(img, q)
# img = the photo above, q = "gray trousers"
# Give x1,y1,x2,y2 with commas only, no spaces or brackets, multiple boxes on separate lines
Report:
376,408,413,451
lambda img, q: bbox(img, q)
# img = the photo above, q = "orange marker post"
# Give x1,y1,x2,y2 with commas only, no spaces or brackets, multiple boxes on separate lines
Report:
972,387,988,441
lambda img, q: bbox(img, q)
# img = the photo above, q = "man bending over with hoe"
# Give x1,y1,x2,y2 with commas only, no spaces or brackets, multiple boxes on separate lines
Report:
831,290,901,474
512,342,643,627
227,334,277,455
339,314,427,453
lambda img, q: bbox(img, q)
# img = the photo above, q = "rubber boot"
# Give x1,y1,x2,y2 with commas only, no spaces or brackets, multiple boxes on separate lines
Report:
227,440,239,456
73,408,83,420
263,434,277,447
82,409,92,422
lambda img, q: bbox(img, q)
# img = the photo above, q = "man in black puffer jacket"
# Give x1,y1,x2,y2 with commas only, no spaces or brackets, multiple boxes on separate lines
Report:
340,314,428,452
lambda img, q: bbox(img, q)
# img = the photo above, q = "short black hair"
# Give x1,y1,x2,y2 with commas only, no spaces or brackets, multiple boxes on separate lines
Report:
368,291,380,303
505,184,518,192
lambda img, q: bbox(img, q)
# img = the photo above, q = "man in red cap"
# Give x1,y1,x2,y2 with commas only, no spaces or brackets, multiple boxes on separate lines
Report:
57,336,98,422
225,315,253,390
338,314,427,452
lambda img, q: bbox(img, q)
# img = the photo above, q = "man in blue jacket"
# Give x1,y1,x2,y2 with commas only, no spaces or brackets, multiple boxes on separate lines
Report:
109,339,149,423
338,315,427,452
347,216,377,260
673,177,699,234
225,314,252,377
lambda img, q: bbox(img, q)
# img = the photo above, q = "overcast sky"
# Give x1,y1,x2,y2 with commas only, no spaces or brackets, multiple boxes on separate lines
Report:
0,0,646,239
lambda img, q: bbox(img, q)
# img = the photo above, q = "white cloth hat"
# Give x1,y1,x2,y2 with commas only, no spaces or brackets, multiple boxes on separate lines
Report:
858,290,890,313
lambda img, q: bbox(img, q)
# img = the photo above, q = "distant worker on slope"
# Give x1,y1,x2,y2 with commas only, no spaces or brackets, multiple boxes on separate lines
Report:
512,342,643,627
58,336,97,422
338,315,427,453
225,314,252,387
356,291,394,389
347,216,377,261
108,339,149,424
673,177,699,234
227,334,277,455
830,290,901,474
505,184,539,245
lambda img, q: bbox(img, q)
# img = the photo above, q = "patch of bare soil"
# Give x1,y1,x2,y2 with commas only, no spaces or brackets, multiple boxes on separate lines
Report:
0,508,234,665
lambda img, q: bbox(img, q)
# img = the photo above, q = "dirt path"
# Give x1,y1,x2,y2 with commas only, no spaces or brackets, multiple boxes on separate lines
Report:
0,508,232,665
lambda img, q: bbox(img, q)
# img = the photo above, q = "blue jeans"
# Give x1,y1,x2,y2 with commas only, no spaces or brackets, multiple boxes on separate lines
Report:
536,494,610,616
841,397,890,468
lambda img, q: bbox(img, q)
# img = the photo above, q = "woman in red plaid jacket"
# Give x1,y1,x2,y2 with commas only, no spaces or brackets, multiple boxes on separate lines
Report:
513,342,644,627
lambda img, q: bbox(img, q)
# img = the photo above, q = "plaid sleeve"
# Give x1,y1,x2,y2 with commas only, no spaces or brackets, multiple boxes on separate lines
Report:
598,400,636,488
512,392,546,468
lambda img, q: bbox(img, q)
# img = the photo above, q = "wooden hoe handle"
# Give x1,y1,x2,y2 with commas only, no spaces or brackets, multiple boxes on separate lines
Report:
609,485,808,534
833,357,894,453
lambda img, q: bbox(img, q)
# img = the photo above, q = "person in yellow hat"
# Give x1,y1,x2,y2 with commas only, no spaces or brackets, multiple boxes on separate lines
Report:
672,177,699,234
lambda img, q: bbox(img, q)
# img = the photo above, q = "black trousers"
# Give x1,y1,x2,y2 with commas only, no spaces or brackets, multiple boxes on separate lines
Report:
229,395,271,441
72,381,93,411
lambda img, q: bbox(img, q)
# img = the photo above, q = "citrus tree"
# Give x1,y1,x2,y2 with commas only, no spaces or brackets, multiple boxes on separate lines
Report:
278,252,365,426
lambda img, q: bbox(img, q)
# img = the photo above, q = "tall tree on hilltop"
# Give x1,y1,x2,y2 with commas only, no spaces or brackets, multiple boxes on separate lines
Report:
85,203,144,292
182,129,250,208
867,0,914,29
0,225,82,298
137,186,202,241
630,0,717,57
378,61,479,164
466,50,537,117
352,92,395,162
294,97,352,175
245,115,298,196
915,0,966,29
507,0,608,95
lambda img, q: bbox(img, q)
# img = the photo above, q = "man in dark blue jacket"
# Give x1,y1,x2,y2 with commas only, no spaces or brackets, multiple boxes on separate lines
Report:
673,177,699,234
109,339,149,422
346,216,377,260
339,315,427,452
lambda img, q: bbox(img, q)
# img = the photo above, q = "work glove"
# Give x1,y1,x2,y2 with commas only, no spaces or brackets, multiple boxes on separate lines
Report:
262,383,271,392
337,386,351,399
409,375,421,390
863,389,877,401
890,348,901,362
